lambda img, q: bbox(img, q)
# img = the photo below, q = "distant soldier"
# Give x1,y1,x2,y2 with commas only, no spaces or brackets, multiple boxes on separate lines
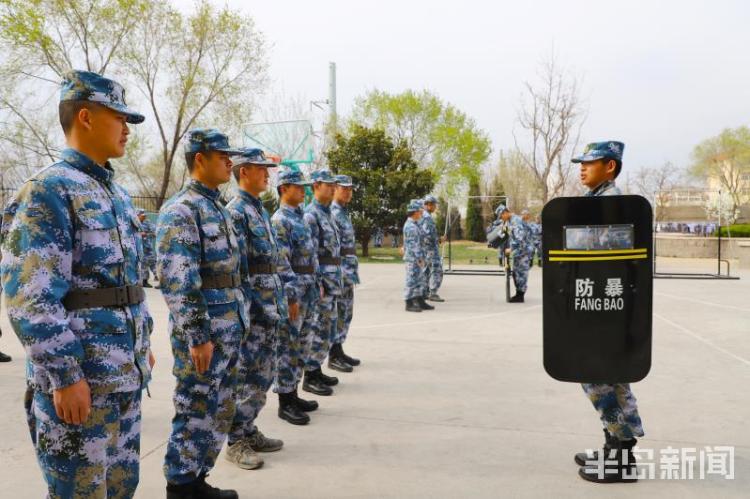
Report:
330,174,361,371
224,148,286,470
486,204,511,268
157,128,245,498
403,199,428,312
421,195,444,302
272,168,322,415
505,209,535,303
571,141,644,484
137,209,158,287
302,170,343,394
530,215,542,267
1,70,154,497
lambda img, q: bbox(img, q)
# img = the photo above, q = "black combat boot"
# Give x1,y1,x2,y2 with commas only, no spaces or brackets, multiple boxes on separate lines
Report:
278,392,310,425
293,387,319,412
318,368,339,386
328,344,353,373
339,344,361,366
574,429,611,466
405,299,422,312
417,296,435,310
578,434,639,484
302,369,333,396
0,350,11,362
166,474,238,499
508,291,525,303
427,292,445,302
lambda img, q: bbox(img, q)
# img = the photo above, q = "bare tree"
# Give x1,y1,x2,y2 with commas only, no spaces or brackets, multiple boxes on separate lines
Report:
118,0,268,205
631,163,682,221
0,0,150,181
514,54,586,203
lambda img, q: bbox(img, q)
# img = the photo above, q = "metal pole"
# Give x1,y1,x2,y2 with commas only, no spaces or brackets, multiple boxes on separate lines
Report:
718,190,722,275
328,62,337,136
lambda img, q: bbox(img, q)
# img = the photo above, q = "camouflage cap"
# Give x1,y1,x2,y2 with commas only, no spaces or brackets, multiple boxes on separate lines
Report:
334,174,353,187
310,169,336,183
407,198,424,213
231,148,278,167
60,70,145,124
572,141,625,163
184,128,242,155
495,203,509,215
423,195,438,204
277,167,312,186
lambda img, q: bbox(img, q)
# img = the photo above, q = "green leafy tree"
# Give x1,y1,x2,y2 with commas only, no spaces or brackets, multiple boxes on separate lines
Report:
326,124,434,256
690,127,750,225
351,89,491,195
465,177,485,242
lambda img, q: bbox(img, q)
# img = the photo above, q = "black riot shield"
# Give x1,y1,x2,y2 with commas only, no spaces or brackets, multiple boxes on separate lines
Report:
542,195,653,384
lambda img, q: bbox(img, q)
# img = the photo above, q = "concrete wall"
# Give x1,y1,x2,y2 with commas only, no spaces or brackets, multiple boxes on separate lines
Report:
655,235,750,259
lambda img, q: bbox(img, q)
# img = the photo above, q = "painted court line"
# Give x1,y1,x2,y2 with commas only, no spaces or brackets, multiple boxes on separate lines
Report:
350,304,542,331
656,292,750,313
655,313,750,367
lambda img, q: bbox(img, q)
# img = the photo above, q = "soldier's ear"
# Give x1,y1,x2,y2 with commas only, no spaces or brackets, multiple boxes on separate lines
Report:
77,106,95,132
605,159,617,176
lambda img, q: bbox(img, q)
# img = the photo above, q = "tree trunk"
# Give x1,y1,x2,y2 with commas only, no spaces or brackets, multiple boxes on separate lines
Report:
360,234,371,257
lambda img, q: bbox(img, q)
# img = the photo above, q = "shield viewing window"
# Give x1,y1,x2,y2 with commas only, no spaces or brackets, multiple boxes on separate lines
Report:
564,224,634,251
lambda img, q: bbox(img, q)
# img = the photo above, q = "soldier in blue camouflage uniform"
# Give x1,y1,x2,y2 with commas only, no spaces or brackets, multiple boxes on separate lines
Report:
224,148,287,469
137,209,158,287
0,70,153,499
529,215,542,268
420,195,444,302
403,199,427,313
158,129,245,499
302,170,343,394
271,168,322,414
505,208,534,303
486,204,511,267
329,174,361,372
571,141,644,484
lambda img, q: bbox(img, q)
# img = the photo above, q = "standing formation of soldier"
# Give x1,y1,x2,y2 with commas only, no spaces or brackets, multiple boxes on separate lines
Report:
0,70,367,499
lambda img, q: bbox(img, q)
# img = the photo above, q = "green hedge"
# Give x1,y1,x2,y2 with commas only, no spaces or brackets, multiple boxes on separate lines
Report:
718,224,750,237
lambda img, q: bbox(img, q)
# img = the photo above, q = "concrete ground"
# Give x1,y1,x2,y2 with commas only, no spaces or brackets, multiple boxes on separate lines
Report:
0,259,748,498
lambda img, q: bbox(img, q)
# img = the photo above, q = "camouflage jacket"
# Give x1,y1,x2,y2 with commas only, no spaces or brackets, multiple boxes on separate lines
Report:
331,201,360,286
0,148,152,395
157,179,247,348
529,222,542,245
509,215,535,256
304,199,342,296
419,209,440,257
226,190,286,322
272,203,319,304
587,180,622,197
140,218,156,261
403,218,425,262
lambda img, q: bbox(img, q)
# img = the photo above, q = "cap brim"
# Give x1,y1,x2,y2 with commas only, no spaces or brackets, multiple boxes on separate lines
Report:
572,152,606,163
336,182,353,187
314,179,336,184
281,180,313,186
103,103,145,124
215,147,244,155
234,158,279,167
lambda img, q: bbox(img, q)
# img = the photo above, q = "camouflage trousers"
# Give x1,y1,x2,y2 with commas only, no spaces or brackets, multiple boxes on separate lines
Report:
229,314,279,443
404,260,425,300
424,252,443,295
141,257,157,282
25,386,141,499
513,253,532,293
164,325,240,485
305,292,338,371
334,284,355,345
275,284,318,394
582,383,644,441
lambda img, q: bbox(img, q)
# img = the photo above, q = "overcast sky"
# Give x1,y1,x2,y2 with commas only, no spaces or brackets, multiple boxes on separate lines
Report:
177,0,750,173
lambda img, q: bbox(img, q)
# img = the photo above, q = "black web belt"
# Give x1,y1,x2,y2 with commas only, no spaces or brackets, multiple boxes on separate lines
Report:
200,272,241,289
63,285,145,310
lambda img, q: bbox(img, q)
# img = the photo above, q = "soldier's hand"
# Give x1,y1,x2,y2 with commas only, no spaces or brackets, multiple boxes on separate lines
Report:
320,285,325,299
149,350,156,369
190,341,214,374
398,246,405,257
505,248,511,255
288,301,300,322
53,379,91,425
